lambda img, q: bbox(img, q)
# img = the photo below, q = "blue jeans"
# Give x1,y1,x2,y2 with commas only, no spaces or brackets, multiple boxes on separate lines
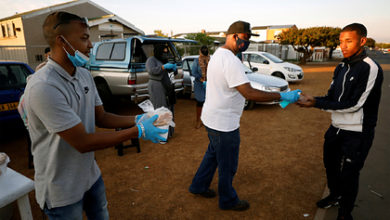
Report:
189,126,240,209
44,176,109,220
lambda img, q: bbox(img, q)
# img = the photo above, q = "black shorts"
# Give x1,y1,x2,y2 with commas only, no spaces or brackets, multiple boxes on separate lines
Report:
196,100,204,107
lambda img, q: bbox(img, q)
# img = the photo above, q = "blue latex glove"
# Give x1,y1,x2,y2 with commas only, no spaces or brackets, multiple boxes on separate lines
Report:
137,115,168,143
280,89,301,103
163,63,176,71
202,81,207,88
135,113,145,124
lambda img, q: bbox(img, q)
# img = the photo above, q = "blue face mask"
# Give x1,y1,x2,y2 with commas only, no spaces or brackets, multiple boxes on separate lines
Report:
61,36,89,67
236,36,250,53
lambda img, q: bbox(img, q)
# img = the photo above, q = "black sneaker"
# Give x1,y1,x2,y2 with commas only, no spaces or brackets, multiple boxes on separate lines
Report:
316,195,340,209
191,189,217,198
222,200,250,211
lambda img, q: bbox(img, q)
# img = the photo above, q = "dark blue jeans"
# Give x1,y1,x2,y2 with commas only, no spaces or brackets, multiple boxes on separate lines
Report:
44,176,109,220
189,126,240,209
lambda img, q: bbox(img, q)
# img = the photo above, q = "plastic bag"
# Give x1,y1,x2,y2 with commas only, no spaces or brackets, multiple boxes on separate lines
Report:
138,99,175,127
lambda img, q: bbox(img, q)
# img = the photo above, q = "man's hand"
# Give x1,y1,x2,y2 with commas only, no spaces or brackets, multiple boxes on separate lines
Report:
297,93,316,107
137,115,168,143
280,89,301,103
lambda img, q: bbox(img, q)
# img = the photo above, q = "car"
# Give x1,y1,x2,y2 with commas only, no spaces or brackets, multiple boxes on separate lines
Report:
242,51,304,82
0,61,34,123
87,36,196,108
181,55,290,109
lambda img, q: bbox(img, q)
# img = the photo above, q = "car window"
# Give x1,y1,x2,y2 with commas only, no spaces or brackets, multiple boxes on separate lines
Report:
251,54,267,64
96,43,113,60
262,53,283,63
111,42,126,60
243,54,250,61
183,60,189,71
0,64,29,90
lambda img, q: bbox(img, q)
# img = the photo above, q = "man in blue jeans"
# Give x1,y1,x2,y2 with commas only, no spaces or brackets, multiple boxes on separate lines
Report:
189,21,301,211
24,12,166,219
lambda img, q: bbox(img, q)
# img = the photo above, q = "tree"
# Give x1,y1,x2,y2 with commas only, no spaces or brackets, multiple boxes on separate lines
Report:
184,33,216,55
279,26,341,63
154,30,168,37
185,33,215,46
321,27,341,59
366,38,376,48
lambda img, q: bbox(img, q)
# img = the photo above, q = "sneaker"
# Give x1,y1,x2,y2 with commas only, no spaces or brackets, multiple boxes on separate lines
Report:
222,200,250,211
316,195,340,209
191,189,216,198
159,141,167,145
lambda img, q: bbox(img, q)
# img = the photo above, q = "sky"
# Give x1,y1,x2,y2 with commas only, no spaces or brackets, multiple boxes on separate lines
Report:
1,0,390,42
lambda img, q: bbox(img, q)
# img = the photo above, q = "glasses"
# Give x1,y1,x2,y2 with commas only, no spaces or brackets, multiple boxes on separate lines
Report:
53,17,88,30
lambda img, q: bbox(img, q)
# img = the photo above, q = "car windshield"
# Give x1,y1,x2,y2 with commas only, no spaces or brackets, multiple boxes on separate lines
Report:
0,64,29,90
262,53,284,63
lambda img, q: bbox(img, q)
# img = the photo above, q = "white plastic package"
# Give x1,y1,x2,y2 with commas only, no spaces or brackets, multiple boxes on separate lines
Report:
137,99,175,140
0,152,10,177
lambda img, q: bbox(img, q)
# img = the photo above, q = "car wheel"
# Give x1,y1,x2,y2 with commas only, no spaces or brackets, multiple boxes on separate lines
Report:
95,79,113,111
244,100,255,110
272,72,285,79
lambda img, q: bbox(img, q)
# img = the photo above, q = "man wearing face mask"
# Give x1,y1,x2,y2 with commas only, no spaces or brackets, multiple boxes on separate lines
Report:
189,21,302,211
23,12,166,219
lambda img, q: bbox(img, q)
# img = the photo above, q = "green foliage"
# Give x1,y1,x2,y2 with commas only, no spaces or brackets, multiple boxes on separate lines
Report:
185,33,215,46
365,38,376,48
154,30,168,37
376,42,390,48
279,26,341,63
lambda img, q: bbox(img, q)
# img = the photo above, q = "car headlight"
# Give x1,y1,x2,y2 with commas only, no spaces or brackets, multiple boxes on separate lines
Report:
284,67,301,72
250,82,280,92
288,74,296,79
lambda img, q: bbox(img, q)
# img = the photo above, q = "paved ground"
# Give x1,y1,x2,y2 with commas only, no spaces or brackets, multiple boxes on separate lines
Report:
319,52,390,220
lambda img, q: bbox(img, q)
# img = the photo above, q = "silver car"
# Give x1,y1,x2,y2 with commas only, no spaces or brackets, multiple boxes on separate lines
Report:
181,55,290,110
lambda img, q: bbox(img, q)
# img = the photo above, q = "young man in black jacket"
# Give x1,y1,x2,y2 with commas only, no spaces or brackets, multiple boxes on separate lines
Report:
298,23,383,220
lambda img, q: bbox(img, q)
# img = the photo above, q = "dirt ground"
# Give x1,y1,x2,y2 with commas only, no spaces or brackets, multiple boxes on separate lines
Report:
2,63,338,220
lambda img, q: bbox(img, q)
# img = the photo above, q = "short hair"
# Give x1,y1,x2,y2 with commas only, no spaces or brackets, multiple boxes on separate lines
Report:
44,47,50,54
42,11,88,47
341,23,367,37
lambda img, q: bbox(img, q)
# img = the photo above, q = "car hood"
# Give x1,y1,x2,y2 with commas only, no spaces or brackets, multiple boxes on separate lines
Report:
247,73,288,87
281,62,302,70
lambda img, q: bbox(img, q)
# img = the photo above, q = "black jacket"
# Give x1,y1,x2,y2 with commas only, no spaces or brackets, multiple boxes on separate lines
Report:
315,50,383,132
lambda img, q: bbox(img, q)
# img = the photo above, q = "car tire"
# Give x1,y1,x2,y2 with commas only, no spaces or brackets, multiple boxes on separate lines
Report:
244,100,255,110
272,72,285,80
95,79,113,111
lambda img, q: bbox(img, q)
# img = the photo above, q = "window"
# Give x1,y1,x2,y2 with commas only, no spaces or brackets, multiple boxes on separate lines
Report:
96,43,113,60
6,24,12,37
111,42,126,60
251,54,267,64
0,64,30,89
96,42,127,61
12,23,16,36
1,25,6,38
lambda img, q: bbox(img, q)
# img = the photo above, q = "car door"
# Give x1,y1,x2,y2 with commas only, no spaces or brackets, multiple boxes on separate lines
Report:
249,54,271,75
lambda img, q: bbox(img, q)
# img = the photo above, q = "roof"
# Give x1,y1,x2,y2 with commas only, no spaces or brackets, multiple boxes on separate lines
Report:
88,14,144,35
0,0,144,35
252,25,296,30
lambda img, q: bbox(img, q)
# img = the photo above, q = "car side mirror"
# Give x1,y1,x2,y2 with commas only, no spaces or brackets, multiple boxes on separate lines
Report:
263,60,269,64
251,67,258,72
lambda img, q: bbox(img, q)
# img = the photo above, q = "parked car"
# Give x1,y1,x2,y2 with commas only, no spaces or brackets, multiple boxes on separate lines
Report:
0,61,34,123
87,36,196,107
242,51,304,82
181,55,290,109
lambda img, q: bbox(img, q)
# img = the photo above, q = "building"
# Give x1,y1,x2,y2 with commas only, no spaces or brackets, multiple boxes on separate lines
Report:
251,25,297,43
0,0,144,69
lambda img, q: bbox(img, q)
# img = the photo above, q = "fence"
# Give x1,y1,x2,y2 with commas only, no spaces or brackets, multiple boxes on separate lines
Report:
175,43,329,62
0,45,48,70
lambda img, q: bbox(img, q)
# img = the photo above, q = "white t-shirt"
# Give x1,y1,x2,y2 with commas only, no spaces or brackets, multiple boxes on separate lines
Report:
201,48,249,132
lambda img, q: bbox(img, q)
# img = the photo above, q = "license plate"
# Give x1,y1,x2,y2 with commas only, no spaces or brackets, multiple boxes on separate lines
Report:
0,102,19,112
